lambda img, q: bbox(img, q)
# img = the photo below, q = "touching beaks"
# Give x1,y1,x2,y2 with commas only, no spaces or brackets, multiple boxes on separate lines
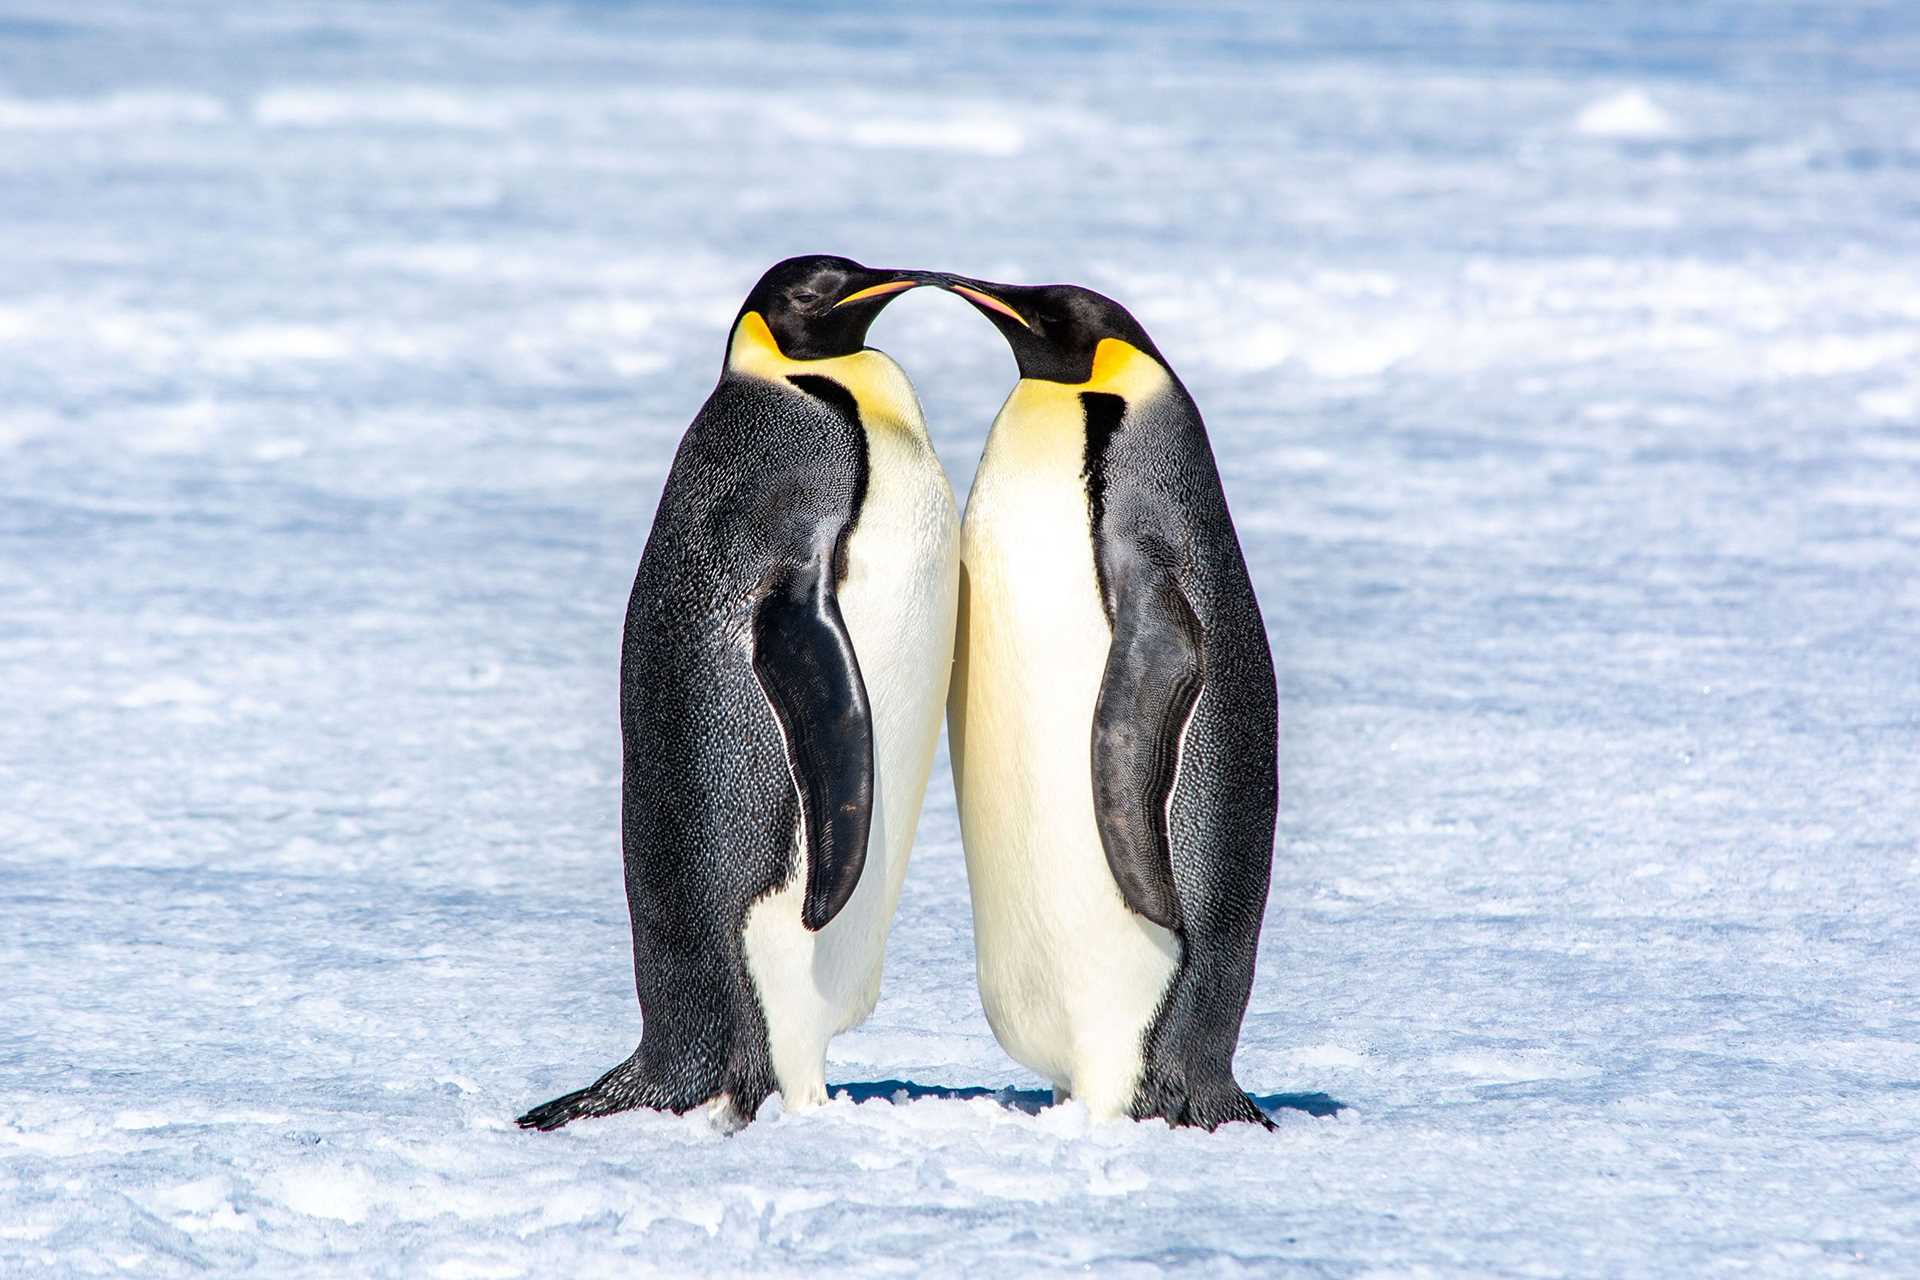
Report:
827,271,1034,329
947,283,1032,330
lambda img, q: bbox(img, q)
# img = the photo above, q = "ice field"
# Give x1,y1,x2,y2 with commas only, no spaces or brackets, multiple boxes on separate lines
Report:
3,0,1919,1274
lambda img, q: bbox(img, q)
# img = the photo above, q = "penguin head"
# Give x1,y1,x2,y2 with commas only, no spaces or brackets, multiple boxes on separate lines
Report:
734,255,935,362
938,276,1167,384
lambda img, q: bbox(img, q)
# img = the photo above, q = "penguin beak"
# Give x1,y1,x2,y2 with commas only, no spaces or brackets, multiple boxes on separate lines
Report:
935,276,1032,329
831,271,941,310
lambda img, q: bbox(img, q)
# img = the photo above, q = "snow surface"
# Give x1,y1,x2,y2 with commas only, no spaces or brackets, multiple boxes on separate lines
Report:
4,0,1920,1274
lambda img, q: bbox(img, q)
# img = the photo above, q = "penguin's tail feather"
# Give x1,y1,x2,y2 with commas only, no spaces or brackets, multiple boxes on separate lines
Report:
515,1052,654,1131
516,1047,775,1132
515,1085,620,1131
1133,1075,1277,1133
1197,1085,1279,1132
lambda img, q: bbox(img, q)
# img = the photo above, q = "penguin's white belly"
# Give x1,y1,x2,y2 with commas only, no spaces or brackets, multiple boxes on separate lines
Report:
952,449,1181,1118
743,422,959,1108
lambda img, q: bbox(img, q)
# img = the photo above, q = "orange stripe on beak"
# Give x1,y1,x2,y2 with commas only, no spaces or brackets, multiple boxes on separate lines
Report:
951,284,1031,329
832,279,920,308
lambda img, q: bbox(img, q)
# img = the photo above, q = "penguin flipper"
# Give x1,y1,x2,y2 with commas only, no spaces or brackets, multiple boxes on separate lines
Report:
752,555,875,932
1091,568,1203,933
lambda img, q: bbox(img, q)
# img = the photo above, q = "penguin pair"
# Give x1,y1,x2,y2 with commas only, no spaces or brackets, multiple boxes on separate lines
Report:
518,256,1277,1134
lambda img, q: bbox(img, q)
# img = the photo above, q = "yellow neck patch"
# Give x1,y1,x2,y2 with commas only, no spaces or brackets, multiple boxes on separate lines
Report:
726,311,922,432
995,338,1171,451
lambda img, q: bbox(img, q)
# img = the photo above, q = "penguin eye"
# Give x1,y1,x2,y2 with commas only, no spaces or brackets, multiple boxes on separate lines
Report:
789,289,822,306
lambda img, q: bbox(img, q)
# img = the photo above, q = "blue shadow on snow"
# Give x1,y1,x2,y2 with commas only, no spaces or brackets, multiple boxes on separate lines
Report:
833,1080,1345,1120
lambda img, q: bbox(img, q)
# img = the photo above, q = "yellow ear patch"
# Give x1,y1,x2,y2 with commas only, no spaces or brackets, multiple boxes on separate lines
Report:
1086,338,1143,389
1079,338,1170,400
728,310,785,373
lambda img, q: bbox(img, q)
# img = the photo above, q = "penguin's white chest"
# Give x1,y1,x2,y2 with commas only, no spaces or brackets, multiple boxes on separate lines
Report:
837,426,961,804
950,389,1180,1116
742,387,959,1108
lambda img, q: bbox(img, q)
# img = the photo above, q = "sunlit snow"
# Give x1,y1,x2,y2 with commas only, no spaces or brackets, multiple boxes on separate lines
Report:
3,1,1918,1274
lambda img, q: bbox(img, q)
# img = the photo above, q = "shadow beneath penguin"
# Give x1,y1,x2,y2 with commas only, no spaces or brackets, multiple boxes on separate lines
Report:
832,1079,1051,1113
833,1080,1348,1122
1252,1091,1346,1119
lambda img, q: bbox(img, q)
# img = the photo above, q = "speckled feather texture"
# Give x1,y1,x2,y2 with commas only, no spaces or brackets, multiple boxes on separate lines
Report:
1094,377,1280,1131
3,0,1919,1275
517,373,865,1130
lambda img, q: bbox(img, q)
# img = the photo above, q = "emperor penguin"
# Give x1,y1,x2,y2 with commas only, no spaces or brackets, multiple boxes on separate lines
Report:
518,256,959,1131
940,275,1278,1130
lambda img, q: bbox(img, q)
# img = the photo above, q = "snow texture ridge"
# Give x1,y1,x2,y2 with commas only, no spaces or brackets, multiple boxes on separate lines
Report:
2,0,1918,1275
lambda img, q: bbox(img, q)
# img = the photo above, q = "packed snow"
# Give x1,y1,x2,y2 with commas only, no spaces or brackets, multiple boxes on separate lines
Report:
3,0,1919,1274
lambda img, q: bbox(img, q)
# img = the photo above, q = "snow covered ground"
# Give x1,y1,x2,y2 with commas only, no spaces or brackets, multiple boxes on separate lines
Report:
4,0,1919,1274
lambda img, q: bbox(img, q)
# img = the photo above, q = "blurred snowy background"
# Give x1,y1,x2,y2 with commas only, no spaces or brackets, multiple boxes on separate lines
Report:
3,0,1918,1274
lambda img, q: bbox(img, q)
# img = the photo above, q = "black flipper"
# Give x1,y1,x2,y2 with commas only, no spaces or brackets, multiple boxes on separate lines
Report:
752,556,874,931
1091,568,1204,932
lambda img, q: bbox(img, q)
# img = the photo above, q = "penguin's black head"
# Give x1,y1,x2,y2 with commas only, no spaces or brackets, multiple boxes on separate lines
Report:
938,276,1167,383
735,255,935,362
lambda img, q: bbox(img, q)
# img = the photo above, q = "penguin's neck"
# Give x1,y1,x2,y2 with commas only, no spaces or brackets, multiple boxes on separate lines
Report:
1001,337,1173,427
727,311,923,432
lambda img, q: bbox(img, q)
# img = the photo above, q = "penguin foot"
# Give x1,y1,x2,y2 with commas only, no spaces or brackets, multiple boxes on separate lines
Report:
707,1092,754,1135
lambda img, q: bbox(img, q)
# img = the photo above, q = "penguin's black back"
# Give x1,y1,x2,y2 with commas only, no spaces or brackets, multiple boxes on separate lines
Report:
612,373,867,1115
1086,378,1279,1128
